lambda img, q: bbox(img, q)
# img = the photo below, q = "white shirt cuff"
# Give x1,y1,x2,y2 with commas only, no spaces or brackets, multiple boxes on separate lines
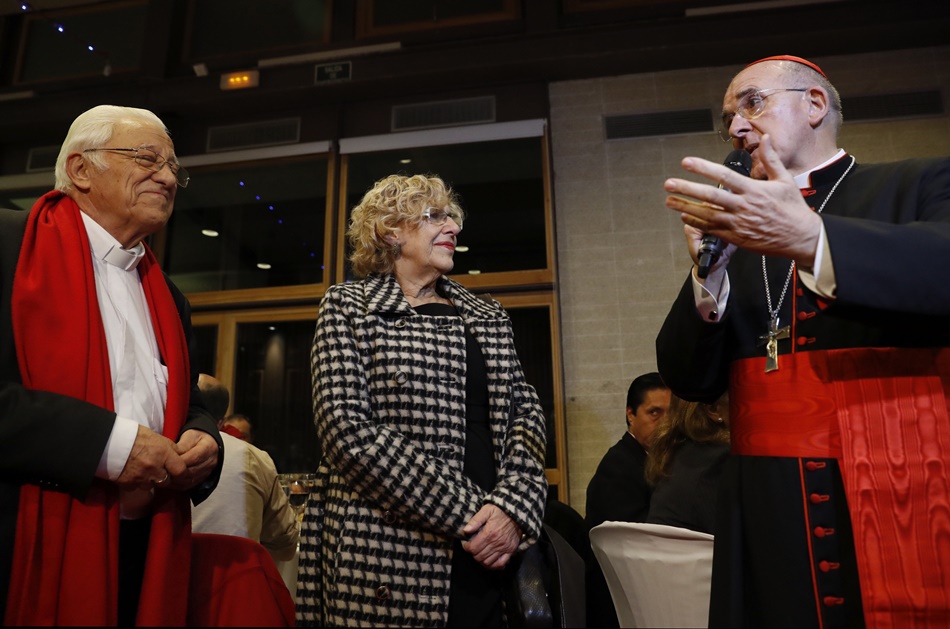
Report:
691,266,730,322
797,220,837,299
96,415,139,481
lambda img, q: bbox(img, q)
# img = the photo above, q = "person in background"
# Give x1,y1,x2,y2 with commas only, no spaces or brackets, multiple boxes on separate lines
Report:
585,372,670,528
0,104,222,625
298,174,548,627
645,393,730,535
584,371,671,628
192,374,299,563
657,54,950,626
222,413,254,443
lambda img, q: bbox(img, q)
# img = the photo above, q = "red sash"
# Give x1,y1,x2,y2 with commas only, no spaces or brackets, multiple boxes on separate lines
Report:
731,348,950,629
5,191,192,626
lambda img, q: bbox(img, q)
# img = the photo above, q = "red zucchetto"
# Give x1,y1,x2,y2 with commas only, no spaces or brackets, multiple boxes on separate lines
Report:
745,55,827,78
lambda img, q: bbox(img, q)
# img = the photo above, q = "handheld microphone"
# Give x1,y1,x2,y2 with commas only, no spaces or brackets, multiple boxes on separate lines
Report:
696,149,752,279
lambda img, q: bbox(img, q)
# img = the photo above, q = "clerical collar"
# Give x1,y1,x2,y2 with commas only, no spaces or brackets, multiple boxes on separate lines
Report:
794,149,847,189
79,211,145,271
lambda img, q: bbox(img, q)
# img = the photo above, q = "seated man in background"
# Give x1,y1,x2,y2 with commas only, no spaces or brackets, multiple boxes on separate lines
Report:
586,372,670,527
584,372,671,628
222,412,254,443
193,374,299,563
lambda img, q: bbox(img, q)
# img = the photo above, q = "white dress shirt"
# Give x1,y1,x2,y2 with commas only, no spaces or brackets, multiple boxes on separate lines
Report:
80,212,169,489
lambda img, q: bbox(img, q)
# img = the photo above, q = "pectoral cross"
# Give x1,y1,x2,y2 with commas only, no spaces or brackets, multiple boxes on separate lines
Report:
758,316,790,373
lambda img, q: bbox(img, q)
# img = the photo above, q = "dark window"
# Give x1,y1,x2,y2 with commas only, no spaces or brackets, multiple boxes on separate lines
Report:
357,0,519,38
233,319,317,474
192,324,219,377
508,305,557,469
17,2,146,84
164,157,329,294
343,137,547,280
185,0,330,62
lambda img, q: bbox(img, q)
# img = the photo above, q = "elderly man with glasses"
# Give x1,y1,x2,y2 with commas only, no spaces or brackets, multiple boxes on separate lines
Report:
657,55,950,628
0,104,222,625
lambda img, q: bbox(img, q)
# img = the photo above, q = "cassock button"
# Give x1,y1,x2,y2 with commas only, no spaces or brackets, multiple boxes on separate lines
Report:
805,461,827,471
810,493,830,504
823,596,845,607
819,560,840,573
797,336,816,346
797,311,816,321
796,288,805,297
376,585,391,600
814,527,835,538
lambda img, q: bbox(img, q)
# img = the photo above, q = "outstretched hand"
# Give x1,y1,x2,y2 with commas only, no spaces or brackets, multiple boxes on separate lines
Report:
663,135,823,267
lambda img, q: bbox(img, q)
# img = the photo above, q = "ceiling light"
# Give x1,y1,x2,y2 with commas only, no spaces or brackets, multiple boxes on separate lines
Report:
468,269,481,275
257,262,272,270
455,245,469,252
201,229,219,237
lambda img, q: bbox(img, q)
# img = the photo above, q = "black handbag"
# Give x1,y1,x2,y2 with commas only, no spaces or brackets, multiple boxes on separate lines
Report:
504,523,586,628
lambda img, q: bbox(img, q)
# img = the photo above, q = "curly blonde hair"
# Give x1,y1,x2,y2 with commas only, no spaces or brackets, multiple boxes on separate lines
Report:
347,174,463,278
645,392,730,486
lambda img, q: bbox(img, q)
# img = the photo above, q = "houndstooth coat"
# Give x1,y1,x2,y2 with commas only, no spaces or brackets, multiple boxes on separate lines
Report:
297,272,548,627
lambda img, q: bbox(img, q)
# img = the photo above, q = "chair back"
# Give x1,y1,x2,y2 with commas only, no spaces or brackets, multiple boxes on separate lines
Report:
589,522,713,628
189,533,296,627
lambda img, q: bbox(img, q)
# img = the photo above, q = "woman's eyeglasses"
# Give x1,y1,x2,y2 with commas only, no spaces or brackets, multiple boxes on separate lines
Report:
422,207,464,230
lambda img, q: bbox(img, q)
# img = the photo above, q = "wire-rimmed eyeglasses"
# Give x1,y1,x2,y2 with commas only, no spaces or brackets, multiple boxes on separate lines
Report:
83,146,190,188
422,207,464,230
719,87,807,142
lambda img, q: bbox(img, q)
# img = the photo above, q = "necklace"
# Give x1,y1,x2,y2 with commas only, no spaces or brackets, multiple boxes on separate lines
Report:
759,155,856,372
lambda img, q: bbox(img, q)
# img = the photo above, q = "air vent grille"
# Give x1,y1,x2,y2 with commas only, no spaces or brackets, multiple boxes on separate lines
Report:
206,118,300,153
605,109,714,139
27,145,60,172
843,90,943,122
392,96,496,132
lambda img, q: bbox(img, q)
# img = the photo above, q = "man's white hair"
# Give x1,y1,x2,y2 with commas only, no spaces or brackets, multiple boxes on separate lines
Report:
54,105,169,192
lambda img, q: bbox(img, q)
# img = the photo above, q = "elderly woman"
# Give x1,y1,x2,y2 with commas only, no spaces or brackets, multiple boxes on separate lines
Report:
645,393,730,535
297,174,548,627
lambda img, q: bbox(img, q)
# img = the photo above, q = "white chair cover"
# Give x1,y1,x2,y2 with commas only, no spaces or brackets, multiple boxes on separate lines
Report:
589,521,714,628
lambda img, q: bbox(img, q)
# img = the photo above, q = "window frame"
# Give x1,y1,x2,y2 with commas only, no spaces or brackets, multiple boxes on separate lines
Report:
335,119,556,292
355,0,521,39
166,142,338,308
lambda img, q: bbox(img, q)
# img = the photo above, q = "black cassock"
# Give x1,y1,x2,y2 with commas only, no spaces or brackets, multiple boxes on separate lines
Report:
657,154,950,628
